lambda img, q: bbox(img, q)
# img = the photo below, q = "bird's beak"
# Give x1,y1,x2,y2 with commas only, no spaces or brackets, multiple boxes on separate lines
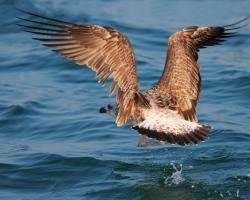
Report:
99,107,107,113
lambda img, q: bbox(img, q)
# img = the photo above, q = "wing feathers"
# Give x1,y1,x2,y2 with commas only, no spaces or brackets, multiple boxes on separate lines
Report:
16,16,67,28
17,10,139,126
153,18,248,122
16,8,74,25
109,80,118,95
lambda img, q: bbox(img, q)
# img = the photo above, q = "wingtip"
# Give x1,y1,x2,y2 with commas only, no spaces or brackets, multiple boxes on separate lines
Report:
223,16,249,28
15,7,75,25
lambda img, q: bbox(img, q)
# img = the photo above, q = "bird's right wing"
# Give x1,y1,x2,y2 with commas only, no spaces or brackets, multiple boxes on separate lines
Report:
153,17,248,122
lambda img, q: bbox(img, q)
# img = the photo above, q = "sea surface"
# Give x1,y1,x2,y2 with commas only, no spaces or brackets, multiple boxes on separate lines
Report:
0,0,250,199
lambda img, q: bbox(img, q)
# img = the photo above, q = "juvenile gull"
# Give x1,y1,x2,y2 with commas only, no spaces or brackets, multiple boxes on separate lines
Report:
17,9,248,147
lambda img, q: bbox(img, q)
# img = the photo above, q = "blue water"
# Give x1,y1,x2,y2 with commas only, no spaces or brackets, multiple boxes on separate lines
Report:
1,0,250,199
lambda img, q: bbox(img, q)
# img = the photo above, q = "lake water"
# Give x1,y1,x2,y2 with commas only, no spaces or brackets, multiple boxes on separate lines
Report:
0,0,250,199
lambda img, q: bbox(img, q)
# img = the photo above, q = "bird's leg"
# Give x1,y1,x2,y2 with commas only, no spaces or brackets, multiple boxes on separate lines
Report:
138,134,165,149
138,134,147,146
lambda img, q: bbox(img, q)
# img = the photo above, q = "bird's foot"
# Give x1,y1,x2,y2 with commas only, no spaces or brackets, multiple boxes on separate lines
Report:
138,135,165,149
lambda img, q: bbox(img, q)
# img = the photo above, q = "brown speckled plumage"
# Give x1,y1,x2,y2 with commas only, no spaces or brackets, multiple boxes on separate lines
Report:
17,9,248,146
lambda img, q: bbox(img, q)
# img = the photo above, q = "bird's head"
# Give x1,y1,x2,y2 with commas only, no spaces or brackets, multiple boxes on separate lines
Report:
99,102,119,119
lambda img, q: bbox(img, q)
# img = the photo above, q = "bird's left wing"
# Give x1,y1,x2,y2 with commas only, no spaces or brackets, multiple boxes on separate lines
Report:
16,9,140,126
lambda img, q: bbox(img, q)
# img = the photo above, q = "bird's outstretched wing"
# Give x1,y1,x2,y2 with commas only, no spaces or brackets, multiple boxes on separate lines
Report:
153,17,248,122
16,9,140,126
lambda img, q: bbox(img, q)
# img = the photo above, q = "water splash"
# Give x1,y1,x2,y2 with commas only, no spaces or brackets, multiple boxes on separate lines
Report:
164,162,185,185
236,189,239,197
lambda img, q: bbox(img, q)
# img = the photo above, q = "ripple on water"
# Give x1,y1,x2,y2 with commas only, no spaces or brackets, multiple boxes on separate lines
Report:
1,0,250,199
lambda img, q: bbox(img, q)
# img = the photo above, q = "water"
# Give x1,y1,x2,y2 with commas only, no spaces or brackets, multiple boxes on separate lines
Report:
1,0,250,199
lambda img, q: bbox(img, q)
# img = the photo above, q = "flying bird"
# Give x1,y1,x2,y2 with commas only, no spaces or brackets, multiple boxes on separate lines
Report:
16,9,248,148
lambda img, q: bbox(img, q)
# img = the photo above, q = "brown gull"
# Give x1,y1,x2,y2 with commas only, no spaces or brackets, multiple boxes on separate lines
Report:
16,9,248,147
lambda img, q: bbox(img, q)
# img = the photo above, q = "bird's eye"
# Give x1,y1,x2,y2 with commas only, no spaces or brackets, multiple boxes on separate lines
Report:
108,104,112,109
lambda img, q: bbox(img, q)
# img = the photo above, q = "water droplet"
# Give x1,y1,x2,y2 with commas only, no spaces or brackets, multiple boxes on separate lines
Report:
220,192,223,197
236,189,239,197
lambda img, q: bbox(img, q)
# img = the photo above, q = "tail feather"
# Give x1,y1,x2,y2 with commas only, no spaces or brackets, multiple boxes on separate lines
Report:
132,109,212,146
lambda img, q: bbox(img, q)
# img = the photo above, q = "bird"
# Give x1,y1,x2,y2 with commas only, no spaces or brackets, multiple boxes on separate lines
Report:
16,9,248,148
